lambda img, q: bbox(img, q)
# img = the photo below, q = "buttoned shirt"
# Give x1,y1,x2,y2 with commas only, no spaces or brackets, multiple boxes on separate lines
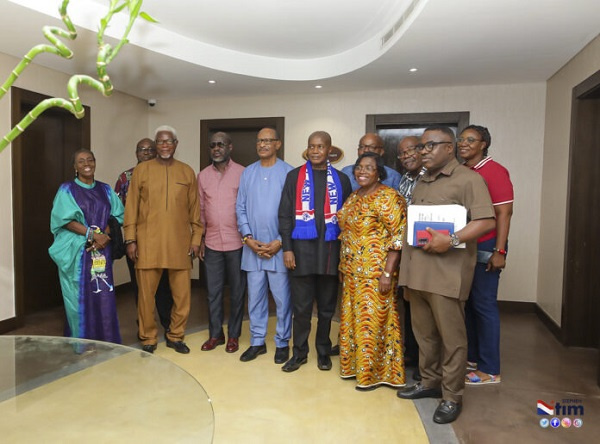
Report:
197,160,245,252
398,158,495,300
397,167,426,205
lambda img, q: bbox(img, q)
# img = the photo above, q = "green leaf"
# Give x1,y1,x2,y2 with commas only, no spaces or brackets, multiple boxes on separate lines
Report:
139,11,159,23
113,3,127,13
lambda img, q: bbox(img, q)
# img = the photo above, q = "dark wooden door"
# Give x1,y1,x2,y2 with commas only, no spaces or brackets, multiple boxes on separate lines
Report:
561,71,600,385
11,87,91,317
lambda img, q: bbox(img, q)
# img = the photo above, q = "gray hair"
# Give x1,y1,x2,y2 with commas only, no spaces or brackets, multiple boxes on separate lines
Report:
154,125,178,139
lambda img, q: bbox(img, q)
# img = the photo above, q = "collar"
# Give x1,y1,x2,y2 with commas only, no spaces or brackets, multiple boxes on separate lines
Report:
211,159,231,172
74,177,96,189
422,157,461,182
470,156,493,170
405,167,427,181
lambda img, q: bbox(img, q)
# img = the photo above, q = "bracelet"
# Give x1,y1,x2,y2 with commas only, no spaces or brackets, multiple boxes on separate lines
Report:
85,227,90,239
242,234,253,244
124,240,136,245
493,247,507,256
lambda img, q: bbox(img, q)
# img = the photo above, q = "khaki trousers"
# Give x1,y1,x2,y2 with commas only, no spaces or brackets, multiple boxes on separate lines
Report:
408,288,467,403
137,268,191,345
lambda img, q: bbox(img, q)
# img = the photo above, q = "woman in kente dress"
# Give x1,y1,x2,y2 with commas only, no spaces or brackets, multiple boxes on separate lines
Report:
49,149,124,343
338,152,406,390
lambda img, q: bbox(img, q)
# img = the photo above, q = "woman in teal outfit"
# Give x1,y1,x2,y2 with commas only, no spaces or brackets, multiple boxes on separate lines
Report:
49,149,124,343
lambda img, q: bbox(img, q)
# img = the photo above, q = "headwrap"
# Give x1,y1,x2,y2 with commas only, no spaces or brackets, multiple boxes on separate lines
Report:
292,160,342,241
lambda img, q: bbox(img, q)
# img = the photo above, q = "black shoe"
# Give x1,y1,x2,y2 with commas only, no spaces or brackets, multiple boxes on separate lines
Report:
239,345,267,362
274,346,290,364
413,368,422,381
397,382,442,400
330,344,340,356
317,354,332,371
433,400,462,424
141,344,157,354
166,339,190,354
282,356,308,373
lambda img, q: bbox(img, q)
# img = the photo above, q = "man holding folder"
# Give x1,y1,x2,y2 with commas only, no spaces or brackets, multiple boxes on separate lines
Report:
397,126,495,424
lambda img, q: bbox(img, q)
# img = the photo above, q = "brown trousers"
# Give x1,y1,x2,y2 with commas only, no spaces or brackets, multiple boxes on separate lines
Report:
408,288,467,403
137,268,191,345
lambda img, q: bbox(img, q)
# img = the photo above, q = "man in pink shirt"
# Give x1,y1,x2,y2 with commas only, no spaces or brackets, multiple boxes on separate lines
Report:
197,132,246,353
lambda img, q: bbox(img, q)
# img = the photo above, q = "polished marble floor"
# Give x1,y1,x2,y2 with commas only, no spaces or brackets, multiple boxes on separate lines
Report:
4,286,600,443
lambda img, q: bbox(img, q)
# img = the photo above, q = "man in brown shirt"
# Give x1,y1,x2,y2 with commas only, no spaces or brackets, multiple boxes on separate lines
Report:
397,126,495,424
124,125,203,354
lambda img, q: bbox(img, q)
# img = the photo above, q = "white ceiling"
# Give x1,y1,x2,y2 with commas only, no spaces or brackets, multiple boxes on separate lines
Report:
2,0,600,101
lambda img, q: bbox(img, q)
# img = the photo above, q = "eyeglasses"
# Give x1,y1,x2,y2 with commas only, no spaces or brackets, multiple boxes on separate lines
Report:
136,147,156,154
155,139,176,146
397,148,417,159
307,144,328,152
257,138,279,145
456,136,482,144
355,165,377,173
358,144,382,151
209,141,229,149
415,141,453,153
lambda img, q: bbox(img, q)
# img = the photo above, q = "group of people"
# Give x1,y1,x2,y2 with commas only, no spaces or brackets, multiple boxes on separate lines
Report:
49,122,513,425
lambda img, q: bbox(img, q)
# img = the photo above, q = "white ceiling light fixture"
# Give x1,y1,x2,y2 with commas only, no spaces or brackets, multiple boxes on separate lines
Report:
315,85,323,89
409,68,418,72
208,80,216,84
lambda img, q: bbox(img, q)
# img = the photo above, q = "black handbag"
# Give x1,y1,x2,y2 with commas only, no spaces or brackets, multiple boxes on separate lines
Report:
108,216,126,260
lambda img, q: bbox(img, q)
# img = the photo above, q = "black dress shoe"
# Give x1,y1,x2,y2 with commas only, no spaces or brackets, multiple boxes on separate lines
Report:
433,400,462,424
274,346,290,364
330,344,340,356
240,345,267,362
397,382,442,400
166,339,190,354
282,356,308,373
317,354,332,371
141,344,157,354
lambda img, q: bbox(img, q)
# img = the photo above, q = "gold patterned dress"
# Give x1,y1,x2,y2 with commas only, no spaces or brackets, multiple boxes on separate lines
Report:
337,185,406,389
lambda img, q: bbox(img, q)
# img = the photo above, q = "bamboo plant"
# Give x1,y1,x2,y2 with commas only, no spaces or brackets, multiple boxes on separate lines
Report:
0,0,157,152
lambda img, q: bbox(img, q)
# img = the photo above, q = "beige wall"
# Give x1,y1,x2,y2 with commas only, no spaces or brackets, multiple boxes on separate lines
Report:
150,82,547,305
0,52,148,321
538,34,600,326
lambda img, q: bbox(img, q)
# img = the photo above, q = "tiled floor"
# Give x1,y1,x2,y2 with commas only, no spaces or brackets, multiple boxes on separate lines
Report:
4,287,600,443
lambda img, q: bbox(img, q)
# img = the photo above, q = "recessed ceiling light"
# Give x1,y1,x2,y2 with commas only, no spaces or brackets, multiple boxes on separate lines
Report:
208,80,216,84
315,85,323,89
409,68,418,72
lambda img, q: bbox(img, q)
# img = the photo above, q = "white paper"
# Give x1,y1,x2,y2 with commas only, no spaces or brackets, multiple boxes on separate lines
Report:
407,204,468,248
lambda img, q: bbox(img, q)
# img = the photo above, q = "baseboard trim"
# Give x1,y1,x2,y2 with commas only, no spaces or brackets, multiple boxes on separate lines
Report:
534,305,562,342
0,317,20,334
498,301,536,313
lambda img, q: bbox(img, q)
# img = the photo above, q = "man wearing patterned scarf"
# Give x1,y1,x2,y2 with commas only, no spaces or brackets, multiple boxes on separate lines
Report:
278,131,352,373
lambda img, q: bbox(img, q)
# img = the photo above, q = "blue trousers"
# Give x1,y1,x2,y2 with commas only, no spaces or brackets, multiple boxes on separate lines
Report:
465,238,502,374
204,247,246,339
247,270,292,347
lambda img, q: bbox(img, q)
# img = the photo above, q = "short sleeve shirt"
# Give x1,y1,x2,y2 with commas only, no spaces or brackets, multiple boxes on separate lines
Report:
398,158,495,300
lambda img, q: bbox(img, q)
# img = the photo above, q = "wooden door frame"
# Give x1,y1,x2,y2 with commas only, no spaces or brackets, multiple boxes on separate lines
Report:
10,87,90,327
199,117,285,171
561,70,600,350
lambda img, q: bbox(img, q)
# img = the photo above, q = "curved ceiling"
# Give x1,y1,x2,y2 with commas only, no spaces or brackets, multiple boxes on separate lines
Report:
13,0,427,80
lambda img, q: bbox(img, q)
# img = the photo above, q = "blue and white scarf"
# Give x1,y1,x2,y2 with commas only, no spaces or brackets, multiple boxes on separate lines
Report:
292,160,342,241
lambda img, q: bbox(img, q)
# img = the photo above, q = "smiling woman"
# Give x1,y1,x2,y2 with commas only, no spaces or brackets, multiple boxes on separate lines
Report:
48,149,125,343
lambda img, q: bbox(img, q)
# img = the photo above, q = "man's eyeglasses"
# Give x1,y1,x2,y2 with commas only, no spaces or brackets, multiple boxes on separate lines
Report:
397,148,417,159
456,136,482,144
155,139,176,146
256,138,279,145
415,141,453,153
209,141,229,149
136,147,156,154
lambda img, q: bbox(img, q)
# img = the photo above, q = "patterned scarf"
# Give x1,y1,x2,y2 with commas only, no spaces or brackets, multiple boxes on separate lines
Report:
292,160,342,241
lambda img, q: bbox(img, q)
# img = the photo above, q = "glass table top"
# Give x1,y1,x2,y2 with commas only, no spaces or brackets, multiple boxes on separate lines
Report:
0,336,214,443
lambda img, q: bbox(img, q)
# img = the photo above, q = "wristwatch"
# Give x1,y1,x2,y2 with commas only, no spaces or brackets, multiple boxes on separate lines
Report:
382,271,391,278
449,233,461,247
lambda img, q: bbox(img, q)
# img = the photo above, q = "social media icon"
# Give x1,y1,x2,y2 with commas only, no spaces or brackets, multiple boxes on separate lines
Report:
561,418,571,428
550,417,560,428
573,418,583,428
539,418,549,428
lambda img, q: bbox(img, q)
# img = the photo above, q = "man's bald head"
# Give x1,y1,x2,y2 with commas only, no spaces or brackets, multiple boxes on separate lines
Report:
358,133,384,156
